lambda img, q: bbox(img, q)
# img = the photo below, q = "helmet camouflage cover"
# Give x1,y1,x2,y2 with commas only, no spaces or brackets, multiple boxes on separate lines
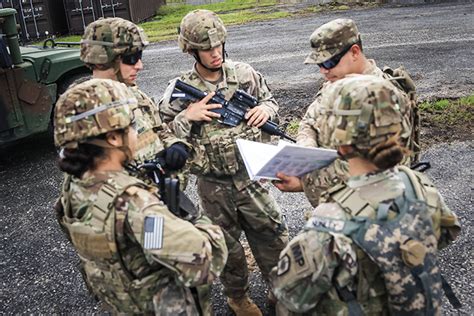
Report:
327,75,408,149
54,78,137,148
81,17,149,65
305,18,360,64
178,9,227,52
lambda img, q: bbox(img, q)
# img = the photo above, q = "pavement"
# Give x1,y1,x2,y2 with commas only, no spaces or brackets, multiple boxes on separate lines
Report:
0,1,473,314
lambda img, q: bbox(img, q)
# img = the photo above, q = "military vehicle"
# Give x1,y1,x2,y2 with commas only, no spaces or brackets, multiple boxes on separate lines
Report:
0,8,90,147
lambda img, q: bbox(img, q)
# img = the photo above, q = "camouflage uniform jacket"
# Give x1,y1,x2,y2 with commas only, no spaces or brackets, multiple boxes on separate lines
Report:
297,60,413,206
57,170,227,314
297,60,383,148
159,59,279,190
129,85,186,166
270,167,460,315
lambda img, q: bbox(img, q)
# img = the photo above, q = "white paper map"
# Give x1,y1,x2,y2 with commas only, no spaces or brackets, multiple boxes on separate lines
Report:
236,139,338,181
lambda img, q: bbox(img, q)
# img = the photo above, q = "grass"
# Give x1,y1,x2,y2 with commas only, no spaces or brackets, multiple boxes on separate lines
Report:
419,95,474,125
284,95,474,133
33,0,371,45
141,0,286,42
36,0,281,44
419,99,450,111
285,119,300,136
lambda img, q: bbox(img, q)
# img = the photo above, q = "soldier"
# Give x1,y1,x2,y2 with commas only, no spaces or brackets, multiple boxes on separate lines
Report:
53,78,228,315
80,17,189,169
274,18,419,207
270,75,460,315
159,9,288,315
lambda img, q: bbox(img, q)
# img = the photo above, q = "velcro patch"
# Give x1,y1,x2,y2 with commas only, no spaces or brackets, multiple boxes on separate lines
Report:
307,216,345,233
291,243,305,267
277,254,290,276
143,215,164,250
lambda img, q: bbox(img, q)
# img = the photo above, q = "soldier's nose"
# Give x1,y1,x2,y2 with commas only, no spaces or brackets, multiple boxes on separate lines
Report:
135,59,144,70
319,66,329,74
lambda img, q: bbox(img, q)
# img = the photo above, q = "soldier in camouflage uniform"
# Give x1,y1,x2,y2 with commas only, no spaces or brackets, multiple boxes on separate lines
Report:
80,17,189,169
274,18,419,207
159,9,288,315
54,78,228,315
270,75,460,315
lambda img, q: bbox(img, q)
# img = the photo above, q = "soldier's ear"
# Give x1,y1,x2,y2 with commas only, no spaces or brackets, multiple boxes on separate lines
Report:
105,131,123,147
350,44,362,59
338,145,354,156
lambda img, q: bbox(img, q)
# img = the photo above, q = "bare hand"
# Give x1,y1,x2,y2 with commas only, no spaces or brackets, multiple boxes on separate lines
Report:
184,92,222,122
273,172,304,192
245,105,269,127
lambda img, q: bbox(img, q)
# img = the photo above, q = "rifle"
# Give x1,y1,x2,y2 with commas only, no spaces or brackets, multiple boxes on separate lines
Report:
171,79,296,143
135,158,198,220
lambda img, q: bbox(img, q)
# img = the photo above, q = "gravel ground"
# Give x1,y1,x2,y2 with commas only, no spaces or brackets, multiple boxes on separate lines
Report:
0,138,471,314
1,2,473,315
204,142,474,315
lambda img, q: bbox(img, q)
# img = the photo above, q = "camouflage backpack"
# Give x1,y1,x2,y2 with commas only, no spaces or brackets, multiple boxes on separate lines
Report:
305,167,461,315
383,66,421,163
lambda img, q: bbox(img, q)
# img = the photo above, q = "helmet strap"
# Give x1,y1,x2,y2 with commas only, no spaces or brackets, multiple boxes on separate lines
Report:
222,42,227,63
191,43,226,73
113,58,126,83
84,129,133,165
118,128,133,165
84,138,116,149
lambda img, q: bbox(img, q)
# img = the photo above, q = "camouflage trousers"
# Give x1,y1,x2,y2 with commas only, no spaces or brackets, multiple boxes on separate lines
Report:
197,177,289,298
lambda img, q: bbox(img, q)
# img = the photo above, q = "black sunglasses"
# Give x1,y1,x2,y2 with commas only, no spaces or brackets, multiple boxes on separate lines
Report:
122,50,143,65
317,45,353,70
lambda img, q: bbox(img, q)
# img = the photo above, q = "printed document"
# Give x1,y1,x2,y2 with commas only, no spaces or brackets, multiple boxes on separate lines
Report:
236,139,338,181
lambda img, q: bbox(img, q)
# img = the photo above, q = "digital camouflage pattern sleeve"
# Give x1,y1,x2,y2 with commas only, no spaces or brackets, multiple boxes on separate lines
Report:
123,185,228,287
270,203,357,313
436,193,461,249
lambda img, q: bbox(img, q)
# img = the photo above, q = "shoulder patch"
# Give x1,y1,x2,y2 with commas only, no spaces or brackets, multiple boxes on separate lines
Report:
143,215,164,250
291,243,306,267
277,254,291,276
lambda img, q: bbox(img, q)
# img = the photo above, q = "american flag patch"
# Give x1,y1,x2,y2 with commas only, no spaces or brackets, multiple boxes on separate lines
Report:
143,216,164,250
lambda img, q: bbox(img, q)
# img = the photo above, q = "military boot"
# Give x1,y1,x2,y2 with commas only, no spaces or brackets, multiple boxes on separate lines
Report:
227,295,262,316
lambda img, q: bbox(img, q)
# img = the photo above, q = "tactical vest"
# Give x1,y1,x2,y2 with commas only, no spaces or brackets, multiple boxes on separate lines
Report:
185,61,263,177
60,173,198,314
306,166,459,315
382,66,421,164
130,86,166,165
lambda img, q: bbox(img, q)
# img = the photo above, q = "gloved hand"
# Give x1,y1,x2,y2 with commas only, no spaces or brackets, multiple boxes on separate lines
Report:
164,143,189,171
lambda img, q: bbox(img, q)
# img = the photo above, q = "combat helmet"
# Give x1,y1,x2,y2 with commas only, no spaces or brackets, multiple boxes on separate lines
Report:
305,18,360,64
178,9,227,52
326,74,409,150
54,78,137,148
80,17,149,65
